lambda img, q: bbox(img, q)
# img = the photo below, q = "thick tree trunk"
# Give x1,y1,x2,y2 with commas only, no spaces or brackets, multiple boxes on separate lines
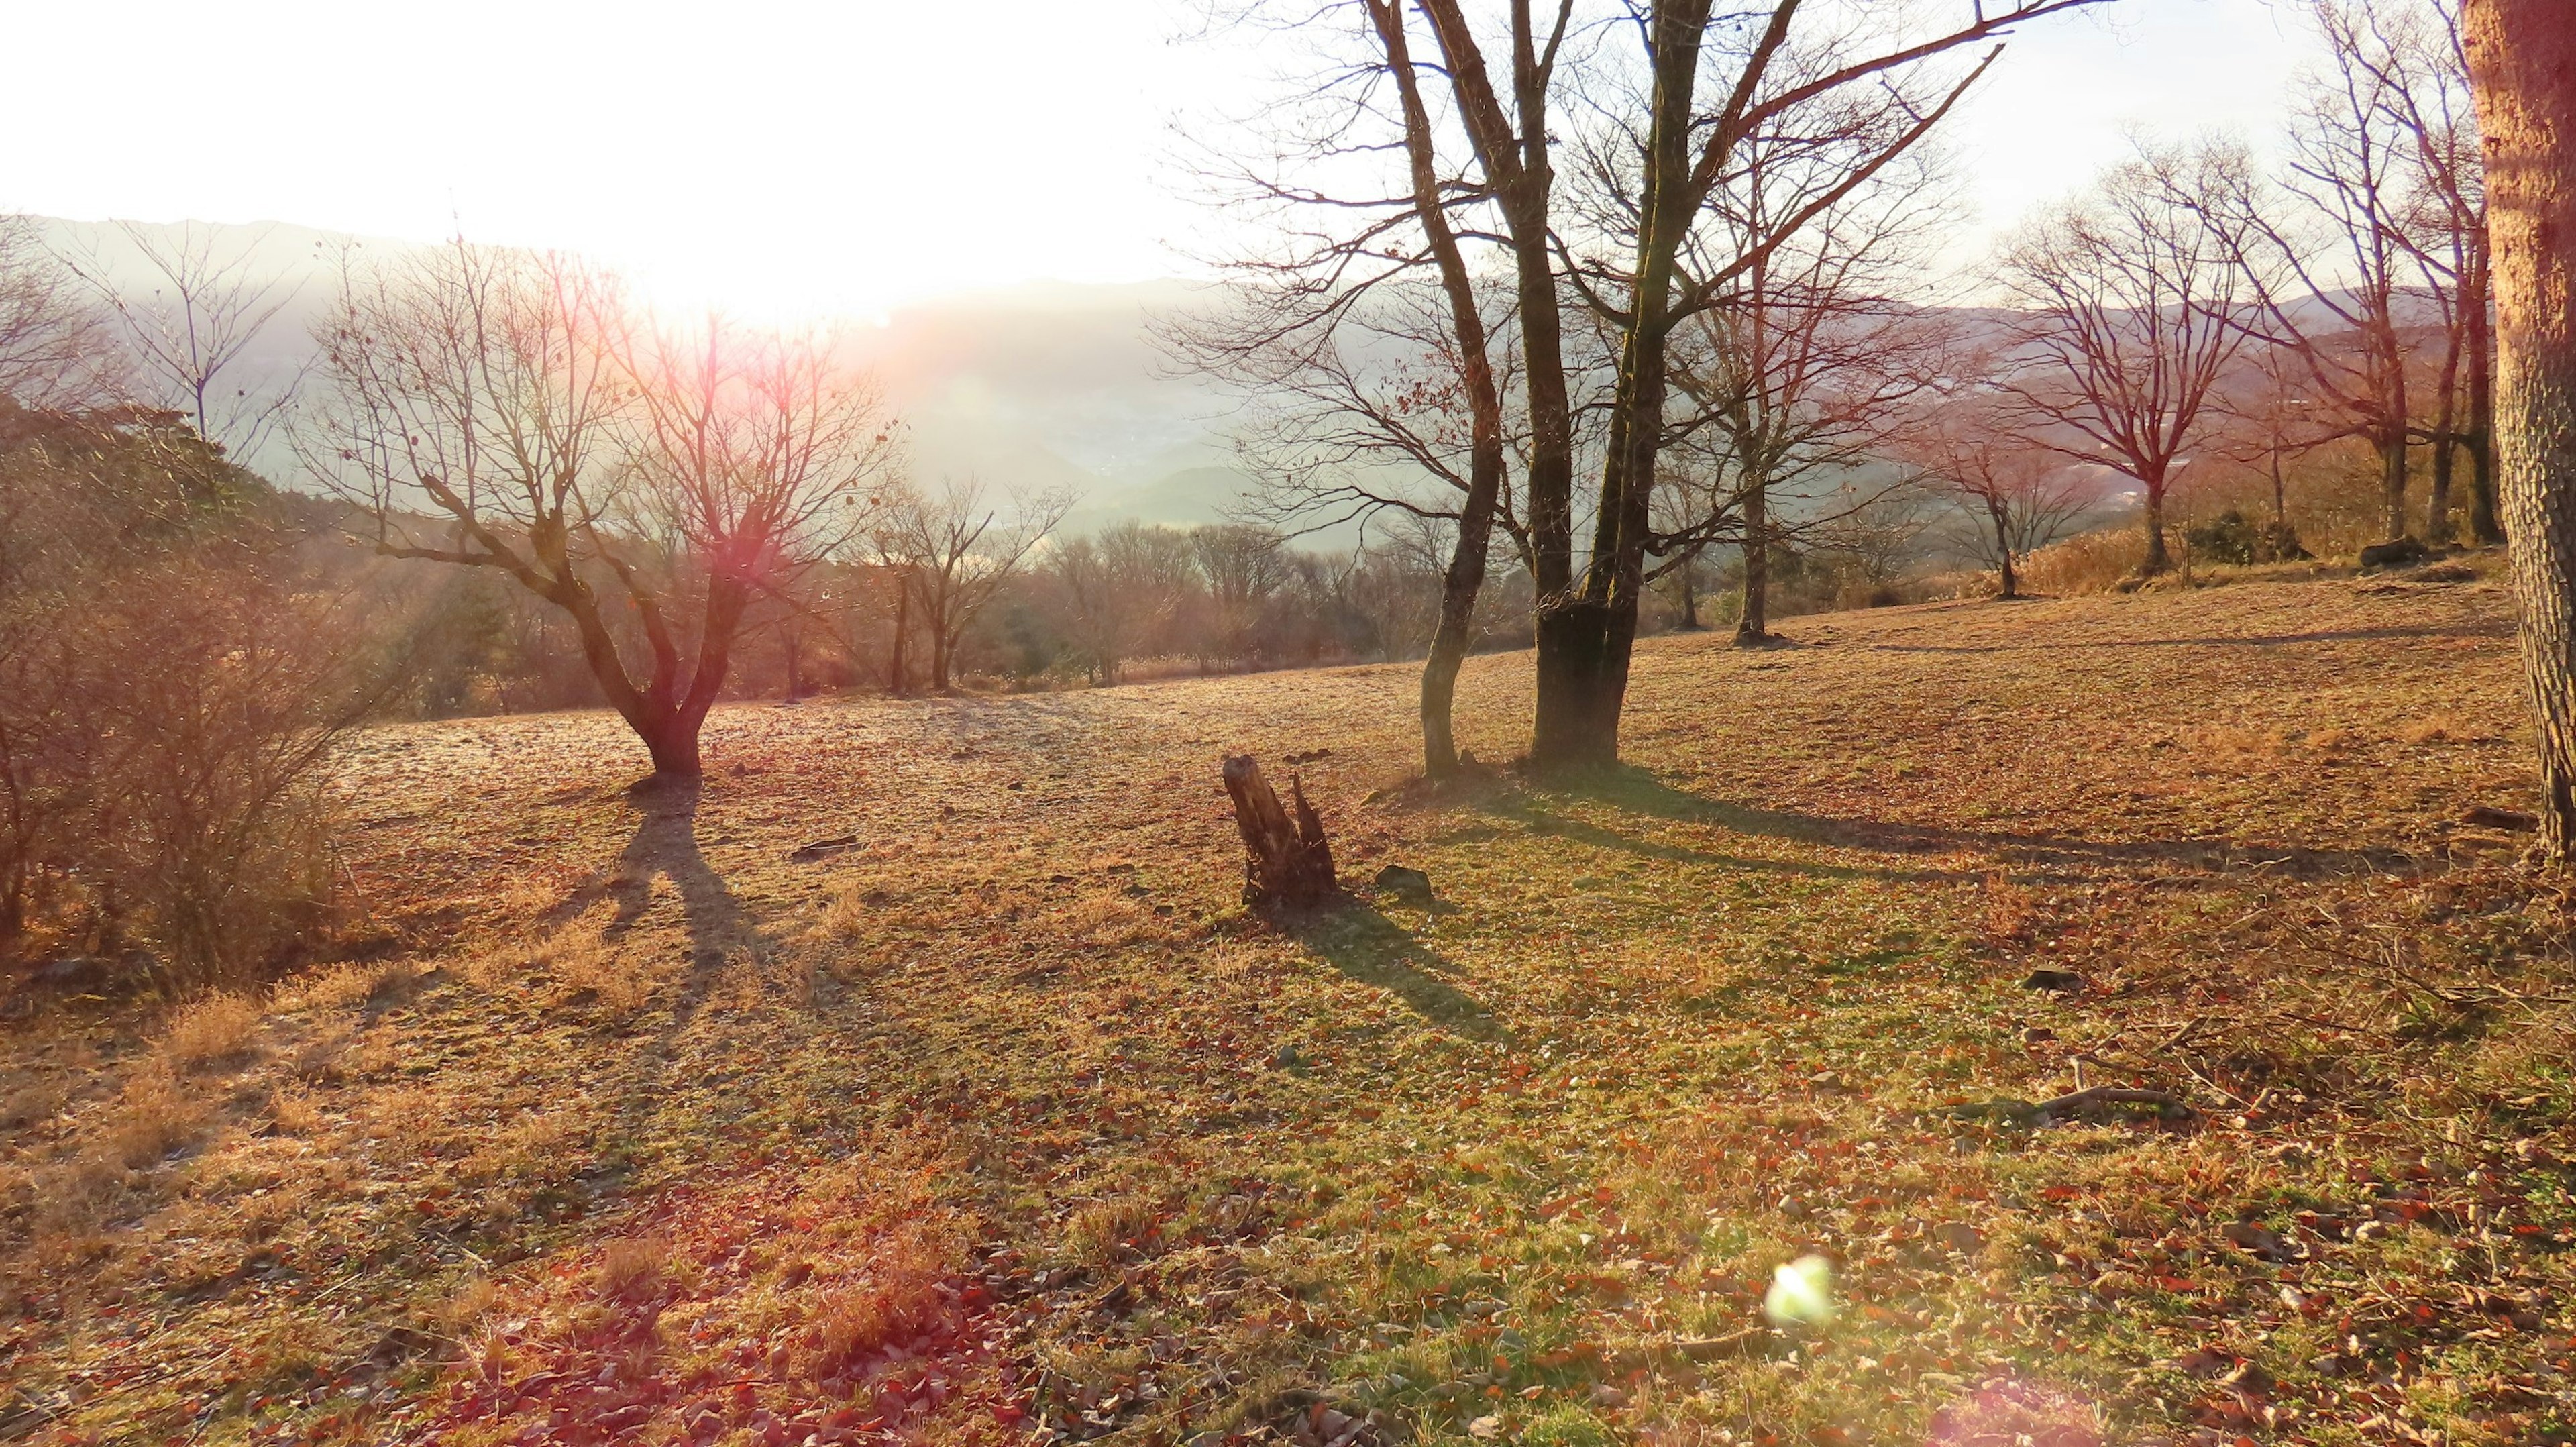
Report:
2141,480,2173,575
637,713,704,777
2464,0,2576,856
2379,429,2413,543
1531,601,1618,768
2430,436,2457,545
1736,479,1771,643
1222,756,1336,912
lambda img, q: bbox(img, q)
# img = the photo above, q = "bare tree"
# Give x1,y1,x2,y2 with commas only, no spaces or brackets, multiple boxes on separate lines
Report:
0,217,118,408
2176,3,2445,551
1896,382,2100,598
1048,520,1200,684
314,241,898,776
1998,147,2251,576
1651,123,1957,643
871,478,1070,693
1187,523,1300,669
2355,0,2496,545
69,222,304,458
1538,0,2105,765
1181,0,1575,775
2460,0,2576,854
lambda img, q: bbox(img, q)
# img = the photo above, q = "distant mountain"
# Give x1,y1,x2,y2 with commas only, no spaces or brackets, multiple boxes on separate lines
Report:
31,218,1265,533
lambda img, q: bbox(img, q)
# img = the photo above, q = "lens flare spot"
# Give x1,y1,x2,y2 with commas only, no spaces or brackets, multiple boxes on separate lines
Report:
1764,1253,1835,1326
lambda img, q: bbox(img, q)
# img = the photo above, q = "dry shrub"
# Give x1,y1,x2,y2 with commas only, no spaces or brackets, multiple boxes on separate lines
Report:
811,1216,962,1366
597,1236,672,1299
2019,527,2147,596
2184,726,2290,763
0,1075,63,1130
290,959,415,1012
160,992,262,1071
266,1083,325,1135
1977,871,2037,950
1065,1193,1159,1266
535,930,650,1014
101,1066,208,1169
2396,714,2487,746
1049,891,1169,949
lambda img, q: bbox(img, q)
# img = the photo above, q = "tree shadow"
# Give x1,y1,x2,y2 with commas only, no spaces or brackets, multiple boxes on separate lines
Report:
1558,765,2426,879
1291,900,1511,1044
1857,623,2509,656
1479,788,1994,884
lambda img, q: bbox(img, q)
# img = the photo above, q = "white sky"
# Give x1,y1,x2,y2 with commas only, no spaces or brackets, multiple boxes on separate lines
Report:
3,0,2313,317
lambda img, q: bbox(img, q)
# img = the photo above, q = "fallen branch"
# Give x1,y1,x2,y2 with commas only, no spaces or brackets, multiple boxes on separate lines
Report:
1940,1087,2193,1125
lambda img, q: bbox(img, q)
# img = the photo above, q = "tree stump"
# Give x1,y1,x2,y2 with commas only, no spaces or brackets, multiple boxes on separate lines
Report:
1222,755,1336,912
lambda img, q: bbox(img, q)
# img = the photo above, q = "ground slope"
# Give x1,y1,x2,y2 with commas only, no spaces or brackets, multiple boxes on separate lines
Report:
3,575,2573,1447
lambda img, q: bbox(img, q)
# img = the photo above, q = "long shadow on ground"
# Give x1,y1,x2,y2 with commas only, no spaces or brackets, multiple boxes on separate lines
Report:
1293,901,1511,1044
1565,766,2429,879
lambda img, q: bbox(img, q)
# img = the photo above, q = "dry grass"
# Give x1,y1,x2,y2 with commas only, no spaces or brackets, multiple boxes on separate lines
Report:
158,991,263,1072
2,576,2566,1447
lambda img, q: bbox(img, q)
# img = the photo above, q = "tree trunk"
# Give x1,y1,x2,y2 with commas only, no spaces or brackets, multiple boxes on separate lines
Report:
2379,428,2412,543
887,584,910,695
1531,600,1619,769
1678,560,1701,629
1371,0,1505,781
2141,478,2173,575
2430,435,2457,545
1222,755,1336,912
637,712,704,777
783,622,802,701
2468,245,2504,546
1992,498,2019,599
2465,0,2576,855
1737,479,1771,642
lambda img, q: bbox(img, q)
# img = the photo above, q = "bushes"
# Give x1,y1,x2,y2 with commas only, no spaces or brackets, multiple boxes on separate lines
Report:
2184,506,2310,566
0,398,373,996
2019,528,2149,595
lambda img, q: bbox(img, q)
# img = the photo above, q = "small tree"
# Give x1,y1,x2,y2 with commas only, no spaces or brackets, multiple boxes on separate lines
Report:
871,478,1070,692
68,221,305,460
0,216,118,408
315,241,898,776
1898,383,2100,598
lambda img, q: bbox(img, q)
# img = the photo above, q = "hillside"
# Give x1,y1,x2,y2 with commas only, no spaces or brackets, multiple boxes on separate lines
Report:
31,219,1264,529
3,574,2571,1446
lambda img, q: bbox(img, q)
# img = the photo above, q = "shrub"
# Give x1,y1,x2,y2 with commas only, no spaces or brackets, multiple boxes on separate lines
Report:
2019,527,2146,595
0,398,377,996
2184,506,2310,566
160,992,262,1071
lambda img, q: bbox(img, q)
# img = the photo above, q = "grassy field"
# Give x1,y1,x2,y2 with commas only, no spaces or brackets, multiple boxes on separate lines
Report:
5,569,2574,1447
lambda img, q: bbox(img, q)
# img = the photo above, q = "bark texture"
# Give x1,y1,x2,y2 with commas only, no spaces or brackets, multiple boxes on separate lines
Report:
2463,0,2576,855
1222,756,1336,912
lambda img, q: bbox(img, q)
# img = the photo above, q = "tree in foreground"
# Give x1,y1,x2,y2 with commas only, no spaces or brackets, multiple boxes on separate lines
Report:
315,242,898,777
2461,0,2576,855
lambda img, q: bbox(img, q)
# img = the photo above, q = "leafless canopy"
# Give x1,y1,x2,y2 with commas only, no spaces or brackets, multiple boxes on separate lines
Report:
311,239,900,775
1997,146,2251,575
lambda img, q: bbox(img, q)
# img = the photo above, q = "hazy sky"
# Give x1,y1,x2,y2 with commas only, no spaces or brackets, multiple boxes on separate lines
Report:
5,0,2311,316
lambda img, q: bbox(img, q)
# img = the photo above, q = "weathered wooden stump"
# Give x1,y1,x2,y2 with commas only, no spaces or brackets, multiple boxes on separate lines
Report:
1222,755,1336,912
